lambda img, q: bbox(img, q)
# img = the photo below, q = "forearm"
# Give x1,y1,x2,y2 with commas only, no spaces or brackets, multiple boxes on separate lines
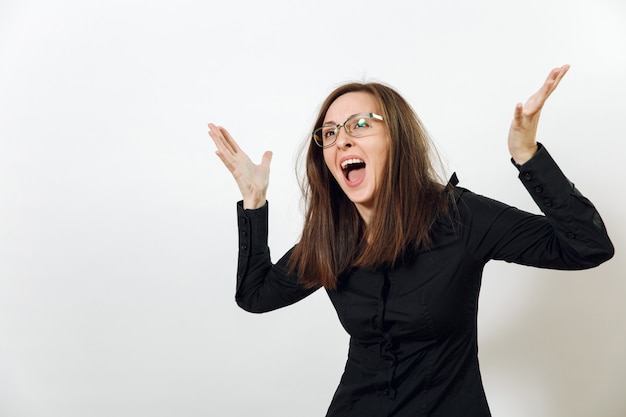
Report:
234,201,318,313
511,144,614,268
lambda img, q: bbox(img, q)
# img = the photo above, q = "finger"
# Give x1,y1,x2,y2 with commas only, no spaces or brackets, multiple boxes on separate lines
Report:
524,65,569,114
208,123,229,152
208,123,237,156
549,64,569,93
261,151,273,168
219,126,241,154
544,64,569,96
512,103,524,127
214,149,238,173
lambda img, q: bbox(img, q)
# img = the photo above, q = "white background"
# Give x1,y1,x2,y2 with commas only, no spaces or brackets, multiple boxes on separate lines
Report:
1,0,624,416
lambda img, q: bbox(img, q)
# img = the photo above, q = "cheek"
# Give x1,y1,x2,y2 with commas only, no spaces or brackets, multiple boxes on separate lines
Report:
373,142,389,167
378,137,391,174
322,149,334,171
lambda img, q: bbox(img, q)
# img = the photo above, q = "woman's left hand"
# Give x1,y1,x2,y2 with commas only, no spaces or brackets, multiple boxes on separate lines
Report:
508,64,570,165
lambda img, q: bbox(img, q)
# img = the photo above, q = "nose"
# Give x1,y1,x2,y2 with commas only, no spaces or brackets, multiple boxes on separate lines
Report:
334,126,352,149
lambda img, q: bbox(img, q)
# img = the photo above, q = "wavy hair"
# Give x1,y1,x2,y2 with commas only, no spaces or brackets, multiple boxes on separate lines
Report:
290,82,451,290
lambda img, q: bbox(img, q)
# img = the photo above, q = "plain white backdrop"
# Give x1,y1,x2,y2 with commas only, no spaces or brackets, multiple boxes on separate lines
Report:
1,0,624,416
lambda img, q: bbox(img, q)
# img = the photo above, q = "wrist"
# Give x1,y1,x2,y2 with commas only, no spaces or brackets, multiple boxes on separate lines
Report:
510,143,538,165
243,196,267,210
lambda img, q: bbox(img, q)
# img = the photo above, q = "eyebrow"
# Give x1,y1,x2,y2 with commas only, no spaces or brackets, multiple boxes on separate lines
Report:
323,112,374,126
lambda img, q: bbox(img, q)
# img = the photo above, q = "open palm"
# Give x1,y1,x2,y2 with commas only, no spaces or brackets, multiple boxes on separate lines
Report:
209,123,272,209
508,64,569,164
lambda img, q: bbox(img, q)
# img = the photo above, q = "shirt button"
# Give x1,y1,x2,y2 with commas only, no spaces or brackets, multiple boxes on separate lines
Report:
534,186,543,193
241,244,248,250
239,216,247,224
523,172,533,181
544,199,553,207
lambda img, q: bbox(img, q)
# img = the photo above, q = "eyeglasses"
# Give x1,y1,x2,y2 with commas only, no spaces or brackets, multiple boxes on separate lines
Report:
312,112,384,148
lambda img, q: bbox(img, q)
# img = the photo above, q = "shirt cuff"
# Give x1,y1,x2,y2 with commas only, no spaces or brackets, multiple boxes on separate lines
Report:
511,144,574,212
236,200,269,256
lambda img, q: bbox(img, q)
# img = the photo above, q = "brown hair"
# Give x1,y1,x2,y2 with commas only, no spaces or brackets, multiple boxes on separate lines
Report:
290,82,451,290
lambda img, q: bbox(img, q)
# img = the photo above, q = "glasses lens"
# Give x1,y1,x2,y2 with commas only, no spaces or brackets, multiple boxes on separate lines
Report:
313,126,336,147
345,114,372,137
312,128,323,147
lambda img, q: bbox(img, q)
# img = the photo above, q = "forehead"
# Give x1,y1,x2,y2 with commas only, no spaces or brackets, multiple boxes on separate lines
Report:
324,91,378,123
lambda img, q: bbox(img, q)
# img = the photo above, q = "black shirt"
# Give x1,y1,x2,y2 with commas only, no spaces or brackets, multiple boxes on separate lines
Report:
233,145,614,417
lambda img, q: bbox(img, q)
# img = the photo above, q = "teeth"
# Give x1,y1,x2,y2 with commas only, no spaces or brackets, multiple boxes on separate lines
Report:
341,158,365,169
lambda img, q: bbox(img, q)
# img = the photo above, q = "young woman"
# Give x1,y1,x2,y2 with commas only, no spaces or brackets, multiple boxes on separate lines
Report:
208,65,613,417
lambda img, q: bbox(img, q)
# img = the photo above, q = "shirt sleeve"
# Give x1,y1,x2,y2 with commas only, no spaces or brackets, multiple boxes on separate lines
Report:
235,201,319,313
457,144,614,269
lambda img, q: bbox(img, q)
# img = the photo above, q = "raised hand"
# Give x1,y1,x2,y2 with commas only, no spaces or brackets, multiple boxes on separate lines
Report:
508,64,570,165
208,123,272,209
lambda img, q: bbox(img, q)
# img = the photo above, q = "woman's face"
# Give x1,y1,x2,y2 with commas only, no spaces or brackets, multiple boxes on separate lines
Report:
322,92,390,224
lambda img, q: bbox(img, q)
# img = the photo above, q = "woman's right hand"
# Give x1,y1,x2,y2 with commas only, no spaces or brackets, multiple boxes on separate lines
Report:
208,123,272,209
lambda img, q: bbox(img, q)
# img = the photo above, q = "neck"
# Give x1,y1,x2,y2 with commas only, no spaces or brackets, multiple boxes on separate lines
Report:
355,203,372,226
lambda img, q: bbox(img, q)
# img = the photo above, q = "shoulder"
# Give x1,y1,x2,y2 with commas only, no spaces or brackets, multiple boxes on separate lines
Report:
447,183,508,216
434,182,514,238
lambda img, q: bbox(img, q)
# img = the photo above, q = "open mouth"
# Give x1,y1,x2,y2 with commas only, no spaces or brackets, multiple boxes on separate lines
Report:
341,158,366,183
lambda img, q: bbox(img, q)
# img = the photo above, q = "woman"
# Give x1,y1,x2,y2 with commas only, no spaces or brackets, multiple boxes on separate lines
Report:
208,65,614,416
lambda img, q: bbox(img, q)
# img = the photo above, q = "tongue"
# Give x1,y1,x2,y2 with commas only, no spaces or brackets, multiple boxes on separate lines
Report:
347,167,365,183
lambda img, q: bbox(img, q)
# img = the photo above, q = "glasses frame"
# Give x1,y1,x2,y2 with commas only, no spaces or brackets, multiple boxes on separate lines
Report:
312,112,384,148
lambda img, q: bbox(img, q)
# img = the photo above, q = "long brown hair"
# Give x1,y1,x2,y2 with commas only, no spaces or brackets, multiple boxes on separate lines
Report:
290,82,451,290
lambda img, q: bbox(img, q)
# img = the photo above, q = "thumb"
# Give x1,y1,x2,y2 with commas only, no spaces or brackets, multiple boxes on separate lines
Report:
261,151,273,168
